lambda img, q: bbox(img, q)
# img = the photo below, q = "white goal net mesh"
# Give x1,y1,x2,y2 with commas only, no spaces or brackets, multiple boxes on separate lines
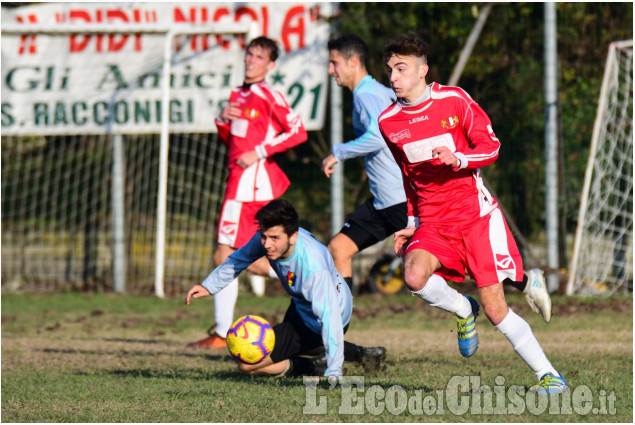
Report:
1,133,227,295
1,27,246,295
1,4,332,296
567,41,633,295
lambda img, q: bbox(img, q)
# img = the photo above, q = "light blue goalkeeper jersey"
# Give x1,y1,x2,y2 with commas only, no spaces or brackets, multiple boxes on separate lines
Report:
332,75,406,209
201,228,353,377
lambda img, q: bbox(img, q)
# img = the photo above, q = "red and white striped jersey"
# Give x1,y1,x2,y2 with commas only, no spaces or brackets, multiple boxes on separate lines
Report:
378,82,501,225
215,81,307,202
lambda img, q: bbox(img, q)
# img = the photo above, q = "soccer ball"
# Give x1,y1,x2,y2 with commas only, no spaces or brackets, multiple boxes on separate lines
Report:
226,315,275,364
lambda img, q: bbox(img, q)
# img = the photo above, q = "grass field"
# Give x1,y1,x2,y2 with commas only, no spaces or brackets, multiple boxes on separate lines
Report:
1,291,632,422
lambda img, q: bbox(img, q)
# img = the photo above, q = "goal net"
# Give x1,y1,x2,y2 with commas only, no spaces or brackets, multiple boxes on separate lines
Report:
1,26,243,295
567,40,633,295
2,132,227,295
2,3,332,296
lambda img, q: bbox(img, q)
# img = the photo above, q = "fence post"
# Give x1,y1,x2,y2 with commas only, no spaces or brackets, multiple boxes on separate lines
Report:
112,134,127,293
544,2,559,292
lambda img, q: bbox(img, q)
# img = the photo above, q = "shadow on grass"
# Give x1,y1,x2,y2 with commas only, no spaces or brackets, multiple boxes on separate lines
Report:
39,347,233,361
107,368,229,380
69,336,189,346
207,370,437,392
102,337,168,344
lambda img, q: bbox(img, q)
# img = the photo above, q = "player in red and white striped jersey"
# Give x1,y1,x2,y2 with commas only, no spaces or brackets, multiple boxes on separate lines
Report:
378,33,566,394
188,36,308,349
216,80,307,208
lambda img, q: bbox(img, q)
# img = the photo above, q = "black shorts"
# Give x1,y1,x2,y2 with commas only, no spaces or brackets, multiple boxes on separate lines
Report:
269,302,348,363
339,199,408,251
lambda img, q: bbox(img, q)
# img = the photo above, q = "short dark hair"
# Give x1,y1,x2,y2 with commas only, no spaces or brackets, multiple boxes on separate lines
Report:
247,36,280,62
383,33,428,65
328,34,369,71
255,199,299,236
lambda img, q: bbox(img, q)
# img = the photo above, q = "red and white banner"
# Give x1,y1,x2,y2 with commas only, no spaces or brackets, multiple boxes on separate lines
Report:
1,2,333,135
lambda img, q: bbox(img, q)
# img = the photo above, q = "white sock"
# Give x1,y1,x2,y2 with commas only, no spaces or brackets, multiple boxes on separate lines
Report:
213,278,238,338
268,267,278,279
496,308,559,380
412,274,472,318
250,274,266,297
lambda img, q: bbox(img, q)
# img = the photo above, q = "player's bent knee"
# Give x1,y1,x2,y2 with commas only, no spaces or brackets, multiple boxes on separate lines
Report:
403,254,435,292
327,242,339,259
328,239,355,262
403,267,430,292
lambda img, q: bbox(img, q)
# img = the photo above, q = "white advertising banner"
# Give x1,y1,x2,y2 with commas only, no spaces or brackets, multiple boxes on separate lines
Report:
1,2,333,135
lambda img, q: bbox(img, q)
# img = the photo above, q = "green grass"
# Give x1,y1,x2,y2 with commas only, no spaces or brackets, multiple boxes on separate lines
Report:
2,292,632,422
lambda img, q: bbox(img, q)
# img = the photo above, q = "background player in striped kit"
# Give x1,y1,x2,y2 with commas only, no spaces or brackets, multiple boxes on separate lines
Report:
378,33,566,394
187,36,308,349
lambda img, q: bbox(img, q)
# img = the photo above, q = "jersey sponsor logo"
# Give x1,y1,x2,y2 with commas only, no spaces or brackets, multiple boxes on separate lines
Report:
389,129,411,143
441,116,459,130
287,271,296,287
403,133,456,163
244,108,260,119
495,253,514,270
408,116,429,124
219,221,237,236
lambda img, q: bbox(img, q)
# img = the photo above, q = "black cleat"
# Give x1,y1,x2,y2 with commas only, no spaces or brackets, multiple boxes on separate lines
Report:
290,355,328,376
359,346,386,372
310,354,328,376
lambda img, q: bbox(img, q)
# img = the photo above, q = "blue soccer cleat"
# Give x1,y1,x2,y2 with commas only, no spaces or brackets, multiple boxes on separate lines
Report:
530,372,568,395
456,295,480,357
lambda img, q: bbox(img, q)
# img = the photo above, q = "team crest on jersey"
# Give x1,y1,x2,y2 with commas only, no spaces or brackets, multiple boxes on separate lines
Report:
441,116,459,130
244,108,260,119
287,271,296,287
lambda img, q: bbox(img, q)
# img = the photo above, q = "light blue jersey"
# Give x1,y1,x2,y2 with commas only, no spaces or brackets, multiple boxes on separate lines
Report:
332,75,406,209
201,228,353,377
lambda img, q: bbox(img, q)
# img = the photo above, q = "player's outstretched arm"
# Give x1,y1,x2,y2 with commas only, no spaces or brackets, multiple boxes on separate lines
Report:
185,285,211,305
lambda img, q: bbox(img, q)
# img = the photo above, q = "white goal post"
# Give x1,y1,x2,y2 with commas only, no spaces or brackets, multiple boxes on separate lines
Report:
154,26,256,297
566,40,633,295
